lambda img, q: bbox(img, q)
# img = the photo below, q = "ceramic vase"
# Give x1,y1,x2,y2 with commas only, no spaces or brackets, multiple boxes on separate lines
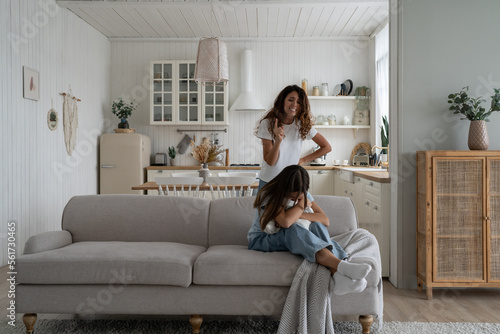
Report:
468,120,489,150
118,118,129,129
198,163,211,185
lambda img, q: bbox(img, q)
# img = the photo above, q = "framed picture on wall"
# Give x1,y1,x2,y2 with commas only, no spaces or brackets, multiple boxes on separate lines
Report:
23,66,39,101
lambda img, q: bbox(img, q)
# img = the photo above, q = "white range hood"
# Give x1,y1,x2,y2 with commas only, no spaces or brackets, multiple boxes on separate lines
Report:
229,50,266,112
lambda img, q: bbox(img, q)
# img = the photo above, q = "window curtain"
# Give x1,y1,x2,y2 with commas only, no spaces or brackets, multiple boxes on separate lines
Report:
375,24,389,147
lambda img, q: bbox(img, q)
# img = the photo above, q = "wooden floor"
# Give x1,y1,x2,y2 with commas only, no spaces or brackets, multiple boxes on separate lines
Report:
2,265,499,323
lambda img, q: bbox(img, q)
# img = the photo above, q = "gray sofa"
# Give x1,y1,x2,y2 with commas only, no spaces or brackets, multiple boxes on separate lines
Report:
16,194,382,334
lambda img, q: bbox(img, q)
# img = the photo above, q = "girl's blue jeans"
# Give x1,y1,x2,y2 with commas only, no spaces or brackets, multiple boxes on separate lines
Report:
248,221,347,263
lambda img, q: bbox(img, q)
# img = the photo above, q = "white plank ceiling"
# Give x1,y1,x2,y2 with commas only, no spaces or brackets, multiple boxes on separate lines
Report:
57,0,388,39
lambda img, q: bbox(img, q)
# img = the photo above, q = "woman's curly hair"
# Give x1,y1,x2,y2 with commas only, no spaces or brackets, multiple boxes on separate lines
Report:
255,85,314,140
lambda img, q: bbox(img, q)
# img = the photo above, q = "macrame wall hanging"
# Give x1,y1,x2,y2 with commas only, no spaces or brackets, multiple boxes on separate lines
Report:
60,87,81,156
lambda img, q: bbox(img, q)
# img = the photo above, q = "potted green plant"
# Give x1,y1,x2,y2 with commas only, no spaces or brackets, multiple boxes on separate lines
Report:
447,86,500,150
111,98,137,129
168,146,176,166
380,115,389,155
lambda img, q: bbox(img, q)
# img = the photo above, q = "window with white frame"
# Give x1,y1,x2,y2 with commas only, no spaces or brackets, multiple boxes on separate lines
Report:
375,24,389,149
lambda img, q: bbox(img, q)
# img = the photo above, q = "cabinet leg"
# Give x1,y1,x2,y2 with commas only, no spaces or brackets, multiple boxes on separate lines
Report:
417,282,422,293
359,315,373,334
22,313,37,334
426,287,433,300
190,314,203,334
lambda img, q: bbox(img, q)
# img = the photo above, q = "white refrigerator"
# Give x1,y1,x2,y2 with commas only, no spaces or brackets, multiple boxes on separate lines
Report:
100,133,151,194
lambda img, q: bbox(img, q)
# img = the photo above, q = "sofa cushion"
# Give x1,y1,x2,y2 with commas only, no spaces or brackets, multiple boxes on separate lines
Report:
193,245,304,286
17,241,206,287
207,195,358,246
208,197,256,246
62,195,210,247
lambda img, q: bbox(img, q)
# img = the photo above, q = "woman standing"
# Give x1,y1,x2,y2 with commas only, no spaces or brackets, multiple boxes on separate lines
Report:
255,85,331,188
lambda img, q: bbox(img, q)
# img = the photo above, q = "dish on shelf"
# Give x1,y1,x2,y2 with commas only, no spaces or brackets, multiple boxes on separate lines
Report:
343,79,353,95
339,83,347,95
310,163,327,166
332,84,341,96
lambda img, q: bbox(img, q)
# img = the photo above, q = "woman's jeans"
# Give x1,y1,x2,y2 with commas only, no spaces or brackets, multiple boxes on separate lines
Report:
258,179,267,191
249,221,347,263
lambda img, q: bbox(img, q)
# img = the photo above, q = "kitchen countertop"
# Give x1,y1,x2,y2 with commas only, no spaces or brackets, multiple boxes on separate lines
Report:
147,166,260,171
147,165,390,183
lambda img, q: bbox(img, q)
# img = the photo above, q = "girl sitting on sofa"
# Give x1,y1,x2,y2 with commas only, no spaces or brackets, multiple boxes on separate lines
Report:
247,165,371,295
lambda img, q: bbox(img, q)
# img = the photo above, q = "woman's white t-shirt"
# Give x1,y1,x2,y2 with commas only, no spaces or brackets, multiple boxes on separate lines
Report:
256,119,317,182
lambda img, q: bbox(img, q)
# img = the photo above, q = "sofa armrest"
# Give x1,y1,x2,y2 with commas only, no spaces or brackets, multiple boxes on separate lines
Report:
23,230,72,255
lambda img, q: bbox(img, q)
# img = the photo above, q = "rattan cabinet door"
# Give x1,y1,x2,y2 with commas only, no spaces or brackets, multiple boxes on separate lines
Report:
433,158,485,282
488,158,500,281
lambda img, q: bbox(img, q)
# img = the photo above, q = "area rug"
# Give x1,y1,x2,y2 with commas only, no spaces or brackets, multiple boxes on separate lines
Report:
1,319,500,333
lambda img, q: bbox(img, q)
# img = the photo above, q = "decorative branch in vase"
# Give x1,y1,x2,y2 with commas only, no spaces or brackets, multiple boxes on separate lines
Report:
111,97,138,132
191,138,225,183
448,86,500,150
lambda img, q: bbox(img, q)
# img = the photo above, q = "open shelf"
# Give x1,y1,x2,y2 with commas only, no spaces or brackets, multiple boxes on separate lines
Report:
315,125,370,129
308,96,356,100
308,96,369,100
314,125,370,138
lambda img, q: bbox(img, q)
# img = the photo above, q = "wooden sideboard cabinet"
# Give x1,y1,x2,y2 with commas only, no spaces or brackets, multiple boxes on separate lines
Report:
416,150,500,300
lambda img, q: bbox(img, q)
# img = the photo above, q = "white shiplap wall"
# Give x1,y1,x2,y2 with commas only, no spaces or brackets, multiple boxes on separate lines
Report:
0,0,110,266
110,39,373,166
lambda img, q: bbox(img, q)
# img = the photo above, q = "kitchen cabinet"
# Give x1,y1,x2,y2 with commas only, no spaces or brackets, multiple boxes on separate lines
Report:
308,169,334,195
416,151,500,300
333,171,390,277
150,60,228,125
356,176,390,277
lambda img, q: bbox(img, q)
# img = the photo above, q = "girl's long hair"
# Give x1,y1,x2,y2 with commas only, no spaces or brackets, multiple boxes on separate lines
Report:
254,165,310,230
255,85,313,140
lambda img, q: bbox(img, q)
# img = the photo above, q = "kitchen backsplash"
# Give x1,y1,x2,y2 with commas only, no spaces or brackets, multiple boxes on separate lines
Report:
110,39,374,165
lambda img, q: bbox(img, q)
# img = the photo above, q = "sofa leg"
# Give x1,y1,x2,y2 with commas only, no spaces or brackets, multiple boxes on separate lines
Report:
22,313,37,334
190,314,203,334
359,315,373,334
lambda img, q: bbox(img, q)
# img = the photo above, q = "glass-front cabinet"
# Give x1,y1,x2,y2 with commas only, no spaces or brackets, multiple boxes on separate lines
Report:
152,62,174,123
202,82,228,124
150,60,228,125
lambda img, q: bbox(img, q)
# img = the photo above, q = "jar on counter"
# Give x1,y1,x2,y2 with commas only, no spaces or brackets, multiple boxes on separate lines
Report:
320,83,329,96
312,86,320,96
301,79,308,94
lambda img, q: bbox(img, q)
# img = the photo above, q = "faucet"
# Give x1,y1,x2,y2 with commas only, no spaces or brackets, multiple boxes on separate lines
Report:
371,145,389,170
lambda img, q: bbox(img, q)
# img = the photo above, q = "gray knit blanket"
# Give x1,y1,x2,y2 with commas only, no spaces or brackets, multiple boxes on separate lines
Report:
277,229,384,334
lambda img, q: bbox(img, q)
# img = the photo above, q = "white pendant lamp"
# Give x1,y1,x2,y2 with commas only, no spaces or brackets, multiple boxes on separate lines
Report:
194,37,229,84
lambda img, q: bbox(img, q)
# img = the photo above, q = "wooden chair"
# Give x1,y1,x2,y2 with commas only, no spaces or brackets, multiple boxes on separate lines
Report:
206,174,257,198
155,176,204,197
